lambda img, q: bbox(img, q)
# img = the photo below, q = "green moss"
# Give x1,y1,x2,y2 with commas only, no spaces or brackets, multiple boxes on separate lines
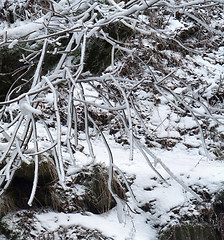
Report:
84,22,135,74
0,39,62,101
14,158,57,185
159,224,221,240
84,38,112,74
0,45,30,101
0,157,59,216
106,22,135,41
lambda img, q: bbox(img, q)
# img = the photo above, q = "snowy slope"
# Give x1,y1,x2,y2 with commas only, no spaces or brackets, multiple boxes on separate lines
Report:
0,0,224,239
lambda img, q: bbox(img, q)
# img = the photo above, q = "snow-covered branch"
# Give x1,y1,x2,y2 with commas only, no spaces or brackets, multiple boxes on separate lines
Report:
0,0,223,223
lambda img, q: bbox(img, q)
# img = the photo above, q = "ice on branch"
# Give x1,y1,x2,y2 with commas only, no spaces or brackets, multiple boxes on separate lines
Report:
8,39,18,49
19,98,41,117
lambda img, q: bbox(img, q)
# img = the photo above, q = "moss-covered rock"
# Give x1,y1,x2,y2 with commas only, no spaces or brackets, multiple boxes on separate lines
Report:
159,189,224,240
0,157,59,218
84,38,112,74
159,224,221,240
0,43,61,102
81,164,117,213
0,46,30,101
64,163,126,214
84,22,135,74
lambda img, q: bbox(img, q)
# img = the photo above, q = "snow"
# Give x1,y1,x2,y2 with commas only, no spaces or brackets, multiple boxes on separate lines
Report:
29,136,224,239
1,0,224,239
45,93,54,105
8,39,18,49
36,209,157,240
167,18,185,32
178,116,197,129
0,17,45,39
184,136,201,148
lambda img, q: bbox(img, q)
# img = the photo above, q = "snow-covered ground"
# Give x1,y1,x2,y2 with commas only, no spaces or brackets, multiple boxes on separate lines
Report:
0,0,224,239
26,137,222,239
1,133,223,239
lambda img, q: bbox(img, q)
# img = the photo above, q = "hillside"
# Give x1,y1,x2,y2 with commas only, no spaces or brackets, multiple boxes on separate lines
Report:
0,0,224,239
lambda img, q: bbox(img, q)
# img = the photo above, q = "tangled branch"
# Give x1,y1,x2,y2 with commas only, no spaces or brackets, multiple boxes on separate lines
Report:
0,0,223,219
